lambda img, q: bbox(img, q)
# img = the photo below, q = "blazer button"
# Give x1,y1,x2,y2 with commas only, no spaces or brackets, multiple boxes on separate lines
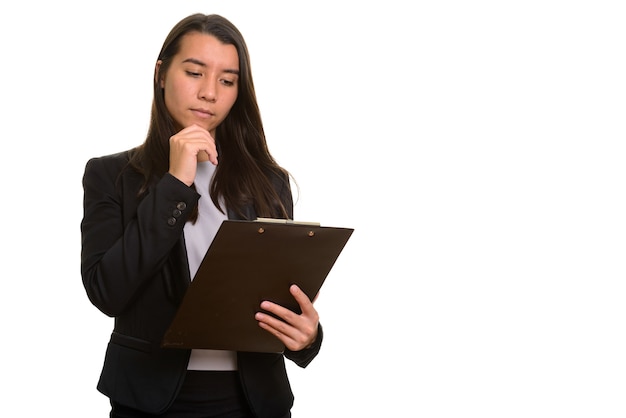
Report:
167,217,177,226
172,209,182,217
176,202,187,211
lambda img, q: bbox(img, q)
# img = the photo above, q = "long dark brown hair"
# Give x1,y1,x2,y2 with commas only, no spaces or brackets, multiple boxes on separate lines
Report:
128,13,291,220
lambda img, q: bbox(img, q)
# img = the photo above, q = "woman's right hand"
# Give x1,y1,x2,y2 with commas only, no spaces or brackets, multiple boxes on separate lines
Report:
168,124,218,186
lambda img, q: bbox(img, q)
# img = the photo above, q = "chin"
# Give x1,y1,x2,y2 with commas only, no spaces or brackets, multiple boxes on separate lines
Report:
194,121,213,131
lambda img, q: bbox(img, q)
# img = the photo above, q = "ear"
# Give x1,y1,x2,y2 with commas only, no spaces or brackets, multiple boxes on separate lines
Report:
154,60,165,88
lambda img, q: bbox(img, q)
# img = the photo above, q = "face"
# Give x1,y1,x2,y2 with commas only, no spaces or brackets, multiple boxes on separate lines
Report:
158,32,239,136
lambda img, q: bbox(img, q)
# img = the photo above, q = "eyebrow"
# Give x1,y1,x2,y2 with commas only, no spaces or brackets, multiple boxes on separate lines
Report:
182,58,239,75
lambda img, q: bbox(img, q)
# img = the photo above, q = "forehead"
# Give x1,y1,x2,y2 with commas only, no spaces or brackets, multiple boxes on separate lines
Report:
176,32,239,68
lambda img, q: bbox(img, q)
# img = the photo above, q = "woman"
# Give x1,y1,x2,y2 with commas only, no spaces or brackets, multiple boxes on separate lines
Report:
81,13,322,418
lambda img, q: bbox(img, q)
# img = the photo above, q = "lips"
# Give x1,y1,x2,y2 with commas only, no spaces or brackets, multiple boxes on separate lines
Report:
191,108,214,118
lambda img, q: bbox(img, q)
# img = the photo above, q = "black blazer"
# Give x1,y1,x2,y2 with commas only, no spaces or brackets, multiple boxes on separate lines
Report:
81,150,322,417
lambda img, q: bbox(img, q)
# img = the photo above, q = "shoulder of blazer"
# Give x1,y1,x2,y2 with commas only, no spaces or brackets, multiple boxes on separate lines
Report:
85,149,133,171
84,149,139,192
84,148,146,225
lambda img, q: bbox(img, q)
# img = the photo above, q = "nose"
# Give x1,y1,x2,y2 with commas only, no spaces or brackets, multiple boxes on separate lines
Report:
199,79,217,102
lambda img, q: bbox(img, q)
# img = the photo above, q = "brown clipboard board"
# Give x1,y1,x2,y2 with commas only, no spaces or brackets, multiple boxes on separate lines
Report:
161,219,354,353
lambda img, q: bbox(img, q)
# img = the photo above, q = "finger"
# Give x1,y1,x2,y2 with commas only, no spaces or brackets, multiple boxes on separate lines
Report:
258,298,317,338
187,125,218,165
289,285,316,316
259,300,297,325
255,312,309,350
255,310,299,342
255,310,291,333
171,127,218,165
256,320,300,349
205,148,219,165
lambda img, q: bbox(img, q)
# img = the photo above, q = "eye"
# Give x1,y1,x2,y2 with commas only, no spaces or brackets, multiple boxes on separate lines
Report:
221,79,236,87
185,70,202,77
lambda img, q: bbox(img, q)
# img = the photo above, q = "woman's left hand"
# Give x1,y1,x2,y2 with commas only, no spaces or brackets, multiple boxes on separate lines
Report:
255,284,319,351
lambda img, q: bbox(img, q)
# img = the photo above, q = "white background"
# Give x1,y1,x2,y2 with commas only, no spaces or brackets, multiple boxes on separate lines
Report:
1,1,625,416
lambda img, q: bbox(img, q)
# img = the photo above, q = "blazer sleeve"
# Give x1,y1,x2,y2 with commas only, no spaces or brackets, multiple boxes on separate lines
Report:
283,324,323,367
80,156,200,317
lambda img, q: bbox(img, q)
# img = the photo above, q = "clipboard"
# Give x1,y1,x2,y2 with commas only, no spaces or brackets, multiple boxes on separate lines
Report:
161,218,354,353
